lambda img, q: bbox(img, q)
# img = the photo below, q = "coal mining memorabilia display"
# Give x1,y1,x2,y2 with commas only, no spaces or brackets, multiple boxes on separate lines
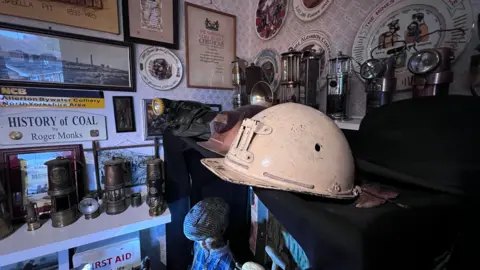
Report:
103,159,128,215
45,157,79,228
146,159,165,217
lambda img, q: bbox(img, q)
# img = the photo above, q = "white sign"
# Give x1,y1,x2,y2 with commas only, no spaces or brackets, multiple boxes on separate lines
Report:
351,0,474,91
293,0,333,22
139,46,183,91
0,110,107,145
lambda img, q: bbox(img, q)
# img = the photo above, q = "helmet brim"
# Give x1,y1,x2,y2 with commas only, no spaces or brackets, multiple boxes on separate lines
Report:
201,158,358,199
197,140,228,156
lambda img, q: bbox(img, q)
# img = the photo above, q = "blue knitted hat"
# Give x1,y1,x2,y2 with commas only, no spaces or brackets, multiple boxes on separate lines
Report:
183,197,230,241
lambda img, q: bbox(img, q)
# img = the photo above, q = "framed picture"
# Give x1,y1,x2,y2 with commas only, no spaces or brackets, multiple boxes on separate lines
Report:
0,0,119,34
143,99,168,140
0,144,84,221
185,2,236,90
0,22,135,92
123,0,179,50
113,96,136,133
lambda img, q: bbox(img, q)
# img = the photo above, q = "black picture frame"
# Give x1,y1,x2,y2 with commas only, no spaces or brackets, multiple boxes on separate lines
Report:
123,0,180,50
0,22,136,92
113,96,136,133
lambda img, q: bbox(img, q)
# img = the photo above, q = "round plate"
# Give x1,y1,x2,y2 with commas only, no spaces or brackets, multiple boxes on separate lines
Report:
255,0,289,40
351,0,473,91
254,49,281,92
139,47,183,91
293,0,333,22
291,30,333,77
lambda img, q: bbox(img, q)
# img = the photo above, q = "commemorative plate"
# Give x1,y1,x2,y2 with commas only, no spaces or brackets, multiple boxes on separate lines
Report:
293,0,333,22
139,47,183,91
254,49,281,92
255,0,289,40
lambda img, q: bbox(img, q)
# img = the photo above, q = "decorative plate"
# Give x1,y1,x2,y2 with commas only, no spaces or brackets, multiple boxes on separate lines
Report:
291,30,333,76
254,49,281,92
293,0,333,22
139,46,183,91
255,0,289,40
351,0,473,91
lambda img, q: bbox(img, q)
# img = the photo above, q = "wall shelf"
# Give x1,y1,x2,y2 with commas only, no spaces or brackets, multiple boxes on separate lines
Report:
0,204,171,267
334,118,362,130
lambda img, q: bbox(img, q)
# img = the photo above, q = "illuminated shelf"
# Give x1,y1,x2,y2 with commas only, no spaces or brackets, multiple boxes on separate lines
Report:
0,204,171,267
334,118,362,130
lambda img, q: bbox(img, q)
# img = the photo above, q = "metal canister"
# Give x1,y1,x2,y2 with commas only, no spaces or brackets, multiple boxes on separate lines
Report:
26,202,41,231
45,157,78,228
146,159,165,217
45,157,74,197
104,159,127,215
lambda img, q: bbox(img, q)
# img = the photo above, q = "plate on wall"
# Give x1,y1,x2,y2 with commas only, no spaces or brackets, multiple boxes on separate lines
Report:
351,0,473,91
255,0,289,40
291,30,333,76
139,47,183,91
293,0,333,22
254,49,281,92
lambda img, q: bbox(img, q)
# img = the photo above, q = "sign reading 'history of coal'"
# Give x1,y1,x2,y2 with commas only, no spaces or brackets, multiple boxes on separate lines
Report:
0,110,107,145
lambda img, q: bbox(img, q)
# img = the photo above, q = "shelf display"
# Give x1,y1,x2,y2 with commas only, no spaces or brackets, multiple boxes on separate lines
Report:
351,0,473,91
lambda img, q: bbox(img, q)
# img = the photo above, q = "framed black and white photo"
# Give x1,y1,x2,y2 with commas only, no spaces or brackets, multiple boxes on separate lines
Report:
113,96,136,133
0,22,135,92
123,0,179,50
143,99,168,140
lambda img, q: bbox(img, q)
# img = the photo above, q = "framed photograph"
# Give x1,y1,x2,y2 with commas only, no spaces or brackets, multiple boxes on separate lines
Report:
0,0,119,34
123,0,179,50
185,2,236,90
143,99,168,140
0,144,84,221
113,96,136,133
0,22,135,92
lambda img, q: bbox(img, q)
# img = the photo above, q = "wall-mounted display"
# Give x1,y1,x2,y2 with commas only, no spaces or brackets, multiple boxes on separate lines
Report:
98,149,154,187
254,49,281,92
113,96,136,133
0,110,107,146
351,0,474,91
0,23,135,92
123,0,179,50
255,0,288,40
185,2,236,90
293,0,333,22
143,99,168,140
139,47,183,91
0,87,105,109
0,144,84,221
0,0,119,34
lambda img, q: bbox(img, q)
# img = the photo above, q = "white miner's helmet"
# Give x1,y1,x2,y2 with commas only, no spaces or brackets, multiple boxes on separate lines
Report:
201,103,358,199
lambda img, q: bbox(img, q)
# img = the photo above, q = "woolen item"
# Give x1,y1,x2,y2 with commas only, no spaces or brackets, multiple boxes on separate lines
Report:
183,197,230,241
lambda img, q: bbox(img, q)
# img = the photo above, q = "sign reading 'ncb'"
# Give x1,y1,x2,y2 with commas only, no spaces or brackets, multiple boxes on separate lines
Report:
0,87,105,109
0,110,107,145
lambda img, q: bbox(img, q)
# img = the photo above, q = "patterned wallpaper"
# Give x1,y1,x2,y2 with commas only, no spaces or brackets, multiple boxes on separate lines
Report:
247,0,480,117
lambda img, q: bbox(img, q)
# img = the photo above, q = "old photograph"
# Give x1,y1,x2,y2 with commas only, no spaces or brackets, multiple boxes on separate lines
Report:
0,24,134,91
113,96,136,133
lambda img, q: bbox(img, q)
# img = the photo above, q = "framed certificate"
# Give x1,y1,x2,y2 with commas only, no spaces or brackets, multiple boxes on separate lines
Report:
185,2,236,90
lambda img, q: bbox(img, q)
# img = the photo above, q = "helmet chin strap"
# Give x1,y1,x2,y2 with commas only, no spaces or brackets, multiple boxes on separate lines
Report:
359,187,410,209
